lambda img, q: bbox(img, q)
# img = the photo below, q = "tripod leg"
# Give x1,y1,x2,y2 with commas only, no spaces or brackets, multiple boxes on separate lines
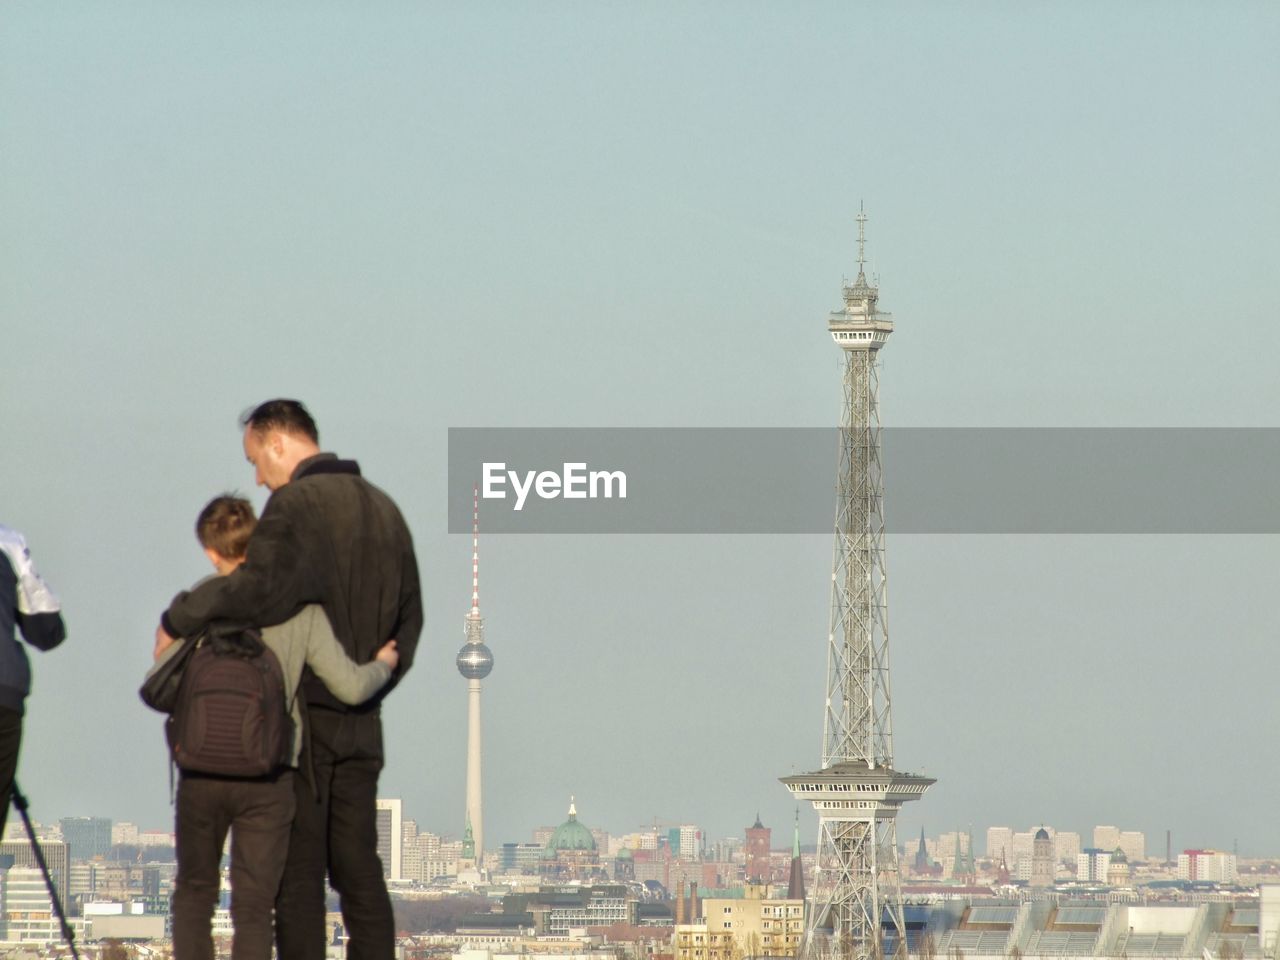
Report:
10,782,81,960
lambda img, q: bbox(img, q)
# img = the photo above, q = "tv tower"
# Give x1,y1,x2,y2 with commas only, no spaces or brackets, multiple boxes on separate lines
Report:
782,210,933,960
456,486,494,865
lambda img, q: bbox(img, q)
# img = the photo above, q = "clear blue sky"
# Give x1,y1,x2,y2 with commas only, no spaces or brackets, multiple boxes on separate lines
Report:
2,3,1278,854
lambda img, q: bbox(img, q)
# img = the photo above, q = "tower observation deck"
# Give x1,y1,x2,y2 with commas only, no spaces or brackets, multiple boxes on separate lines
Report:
781,211,933,960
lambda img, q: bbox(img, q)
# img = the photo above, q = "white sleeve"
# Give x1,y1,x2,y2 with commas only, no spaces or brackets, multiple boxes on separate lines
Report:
0,526,61,615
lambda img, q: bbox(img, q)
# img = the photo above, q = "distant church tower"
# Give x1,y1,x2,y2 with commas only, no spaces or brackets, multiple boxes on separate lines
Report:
913,828,931,874
745,814,772,884
788,809,807,900
1030,827,1054,887
954,826,977,884
456,488,495,865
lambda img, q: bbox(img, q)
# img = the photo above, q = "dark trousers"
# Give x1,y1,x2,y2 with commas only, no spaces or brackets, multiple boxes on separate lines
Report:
173,770,296,960
0,706,22,841
276,708,393,960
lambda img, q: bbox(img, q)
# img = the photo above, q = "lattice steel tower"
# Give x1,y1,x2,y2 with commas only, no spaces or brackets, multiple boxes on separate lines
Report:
782,211,933,960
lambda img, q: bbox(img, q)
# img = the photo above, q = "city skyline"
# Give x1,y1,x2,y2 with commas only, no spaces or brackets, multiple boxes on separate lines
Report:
39,805,1265,870
2,4,1278,854
8,805,1278,954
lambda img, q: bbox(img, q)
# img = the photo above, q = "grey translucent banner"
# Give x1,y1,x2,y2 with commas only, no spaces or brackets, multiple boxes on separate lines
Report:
447,428,1280,534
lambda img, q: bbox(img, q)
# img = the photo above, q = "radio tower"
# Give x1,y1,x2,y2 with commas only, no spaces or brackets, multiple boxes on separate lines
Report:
456,486,494,866
782,210,934,960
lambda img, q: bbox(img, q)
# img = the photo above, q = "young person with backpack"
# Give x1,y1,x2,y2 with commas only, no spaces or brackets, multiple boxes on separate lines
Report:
156,399,422,960
148,495,399,960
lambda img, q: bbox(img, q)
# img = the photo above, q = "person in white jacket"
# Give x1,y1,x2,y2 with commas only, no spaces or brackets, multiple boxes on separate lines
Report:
0,524,66,840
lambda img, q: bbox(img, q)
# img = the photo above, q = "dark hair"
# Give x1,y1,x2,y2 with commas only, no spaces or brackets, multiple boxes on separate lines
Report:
239,399,319,444
195,495,257,559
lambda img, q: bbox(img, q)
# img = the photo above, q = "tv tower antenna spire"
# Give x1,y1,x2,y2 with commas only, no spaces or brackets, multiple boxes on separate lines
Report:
783,210,933,960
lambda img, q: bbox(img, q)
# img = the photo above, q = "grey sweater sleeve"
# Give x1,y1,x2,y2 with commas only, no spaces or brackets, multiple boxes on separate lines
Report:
300,607,391,705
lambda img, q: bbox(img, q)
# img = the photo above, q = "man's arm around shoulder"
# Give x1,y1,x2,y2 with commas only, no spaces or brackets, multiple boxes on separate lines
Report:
161,488,316,639
374,525,421,699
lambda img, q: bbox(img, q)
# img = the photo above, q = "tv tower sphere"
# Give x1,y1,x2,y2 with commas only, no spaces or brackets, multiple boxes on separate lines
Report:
456,642,493,679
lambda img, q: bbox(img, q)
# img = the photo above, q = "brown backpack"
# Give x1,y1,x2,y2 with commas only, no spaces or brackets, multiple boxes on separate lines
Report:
165,623,293,777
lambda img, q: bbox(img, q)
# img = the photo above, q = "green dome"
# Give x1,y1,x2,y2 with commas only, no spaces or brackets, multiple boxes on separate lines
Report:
547,799,596,852
616,847,633,860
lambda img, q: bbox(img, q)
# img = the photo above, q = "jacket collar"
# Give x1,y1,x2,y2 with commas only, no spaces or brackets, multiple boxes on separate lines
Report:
292,452,362,481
